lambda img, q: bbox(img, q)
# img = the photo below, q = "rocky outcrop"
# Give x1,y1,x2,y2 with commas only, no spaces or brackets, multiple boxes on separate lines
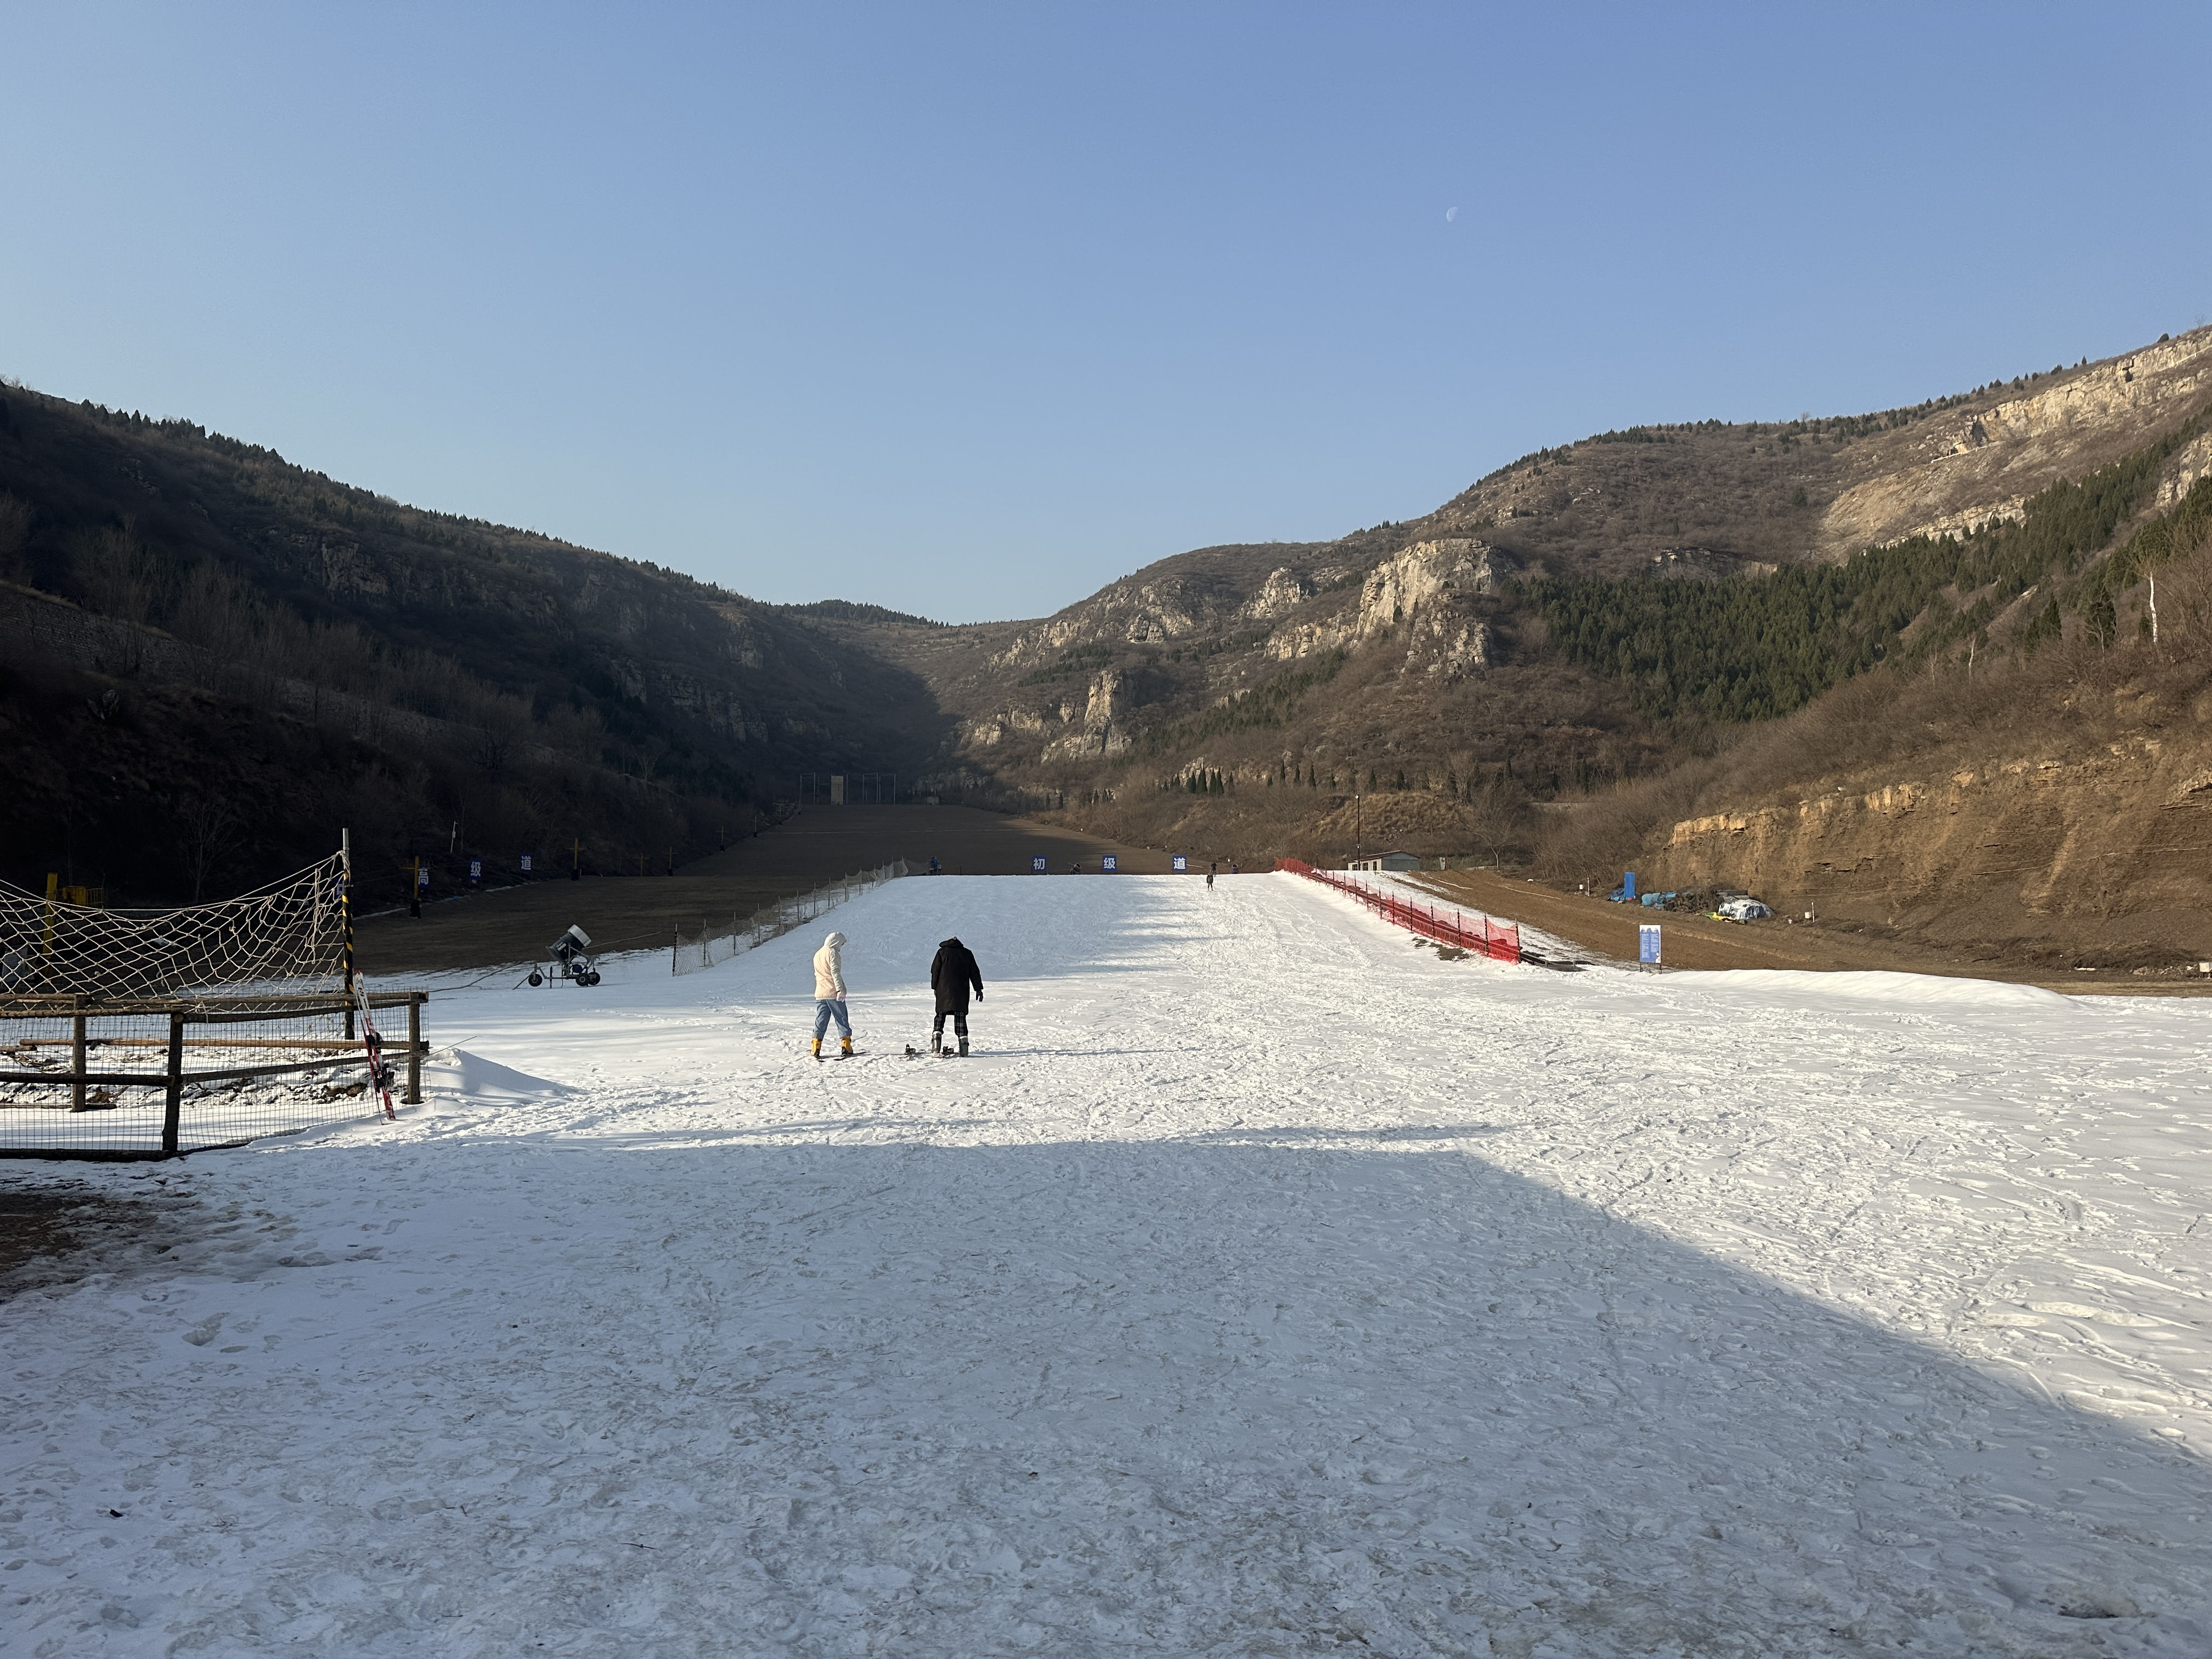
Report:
2157,429,2212,510
968,668,1135,759
1649,734,2212,959
1824,330,2212,558
990,575,1221,668
1268,538,1502,679
1891,496,2030,544
1239,567,1311,623
1047,669,1135,758
1357,539,1503,632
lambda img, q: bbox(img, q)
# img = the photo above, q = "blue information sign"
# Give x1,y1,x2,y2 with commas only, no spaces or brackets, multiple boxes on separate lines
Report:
470,858,483,882
1101,855,1117,872
1171,855,1188,872
520,854,532,873
417,866,430,889
1031,855,1047,872
1638,923,1662,965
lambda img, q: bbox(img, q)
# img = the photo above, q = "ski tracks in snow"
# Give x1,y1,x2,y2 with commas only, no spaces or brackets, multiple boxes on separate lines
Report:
3,872,2210,1656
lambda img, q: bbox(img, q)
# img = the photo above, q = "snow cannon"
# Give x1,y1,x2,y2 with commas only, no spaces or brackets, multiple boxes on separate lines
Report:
529,923,601,987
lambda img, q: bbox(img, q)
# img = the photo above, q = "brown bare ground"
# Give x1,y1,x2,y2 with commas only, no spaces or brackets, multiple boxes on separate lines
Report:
1404,870,2212,996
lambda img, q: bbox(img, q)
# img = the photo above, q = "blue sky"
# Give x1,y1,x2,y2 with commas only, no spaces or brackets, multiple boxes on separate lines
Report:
4,4,2208,623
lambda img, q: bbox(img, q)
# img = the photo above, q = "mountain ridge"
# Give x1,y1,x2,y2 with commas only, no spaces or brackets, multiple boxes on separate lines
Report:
7,320,2210,910
808,323,2212,878
0,385,950,901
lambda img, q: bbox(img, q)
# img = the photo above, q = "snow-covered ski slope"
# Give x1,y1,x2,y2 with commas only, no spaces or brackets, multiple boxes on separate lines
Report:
6,872,2210,1656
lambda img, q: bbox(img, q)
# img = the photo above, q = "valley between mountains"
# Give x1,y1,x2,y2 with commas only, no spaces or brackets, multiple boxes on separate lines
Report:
7,325,2212,970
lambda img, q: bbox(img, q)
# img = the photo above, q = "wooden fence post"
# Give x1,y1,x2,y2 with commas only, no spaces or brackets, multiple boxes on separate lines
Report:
405,994,424,1105
161,1011,185,1156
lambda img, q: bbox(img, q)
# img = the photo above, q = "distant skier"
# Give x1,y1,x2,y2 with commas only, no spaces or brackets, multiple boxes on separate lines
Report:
928,856,941,875
929,935,984,1056
1205,863,1215,891
811,930,853,1058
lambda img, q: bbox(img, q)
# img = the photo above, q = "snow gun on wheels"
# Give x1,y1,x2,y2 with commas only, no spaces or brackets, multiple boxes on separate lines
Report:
529,924,602,988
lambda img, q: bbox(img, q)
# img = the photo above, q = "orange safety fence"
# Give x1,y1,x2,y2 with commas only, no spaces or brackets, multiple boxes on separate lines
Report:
1276,858,1521,962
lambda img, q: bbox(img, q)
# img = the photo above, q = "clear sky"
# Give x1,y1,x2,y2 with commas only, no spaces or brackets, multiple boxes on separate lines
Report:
4,4,2208,623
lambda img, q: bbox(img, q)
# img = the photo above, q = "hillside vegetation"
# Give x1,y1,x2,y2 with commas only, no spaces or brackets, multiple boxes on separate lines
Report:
0,388,950,903
1528,411,2208,722
821,326,2212,888
9,320,2209,954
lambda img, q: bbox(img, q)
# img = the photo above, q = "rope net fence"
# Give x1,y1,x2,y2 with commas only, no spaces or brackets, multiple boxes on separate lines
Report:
1276,857,1522,962
2,854,348,1000
673,860,911,977
0,853,425,1159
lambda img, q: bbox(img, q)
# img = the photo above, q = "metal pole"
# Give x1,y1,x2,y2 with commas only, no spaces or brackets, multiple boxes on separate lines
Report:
161,1011,184,1156
405,994,422,1105
71,1005,87,1114
340,829,356,1041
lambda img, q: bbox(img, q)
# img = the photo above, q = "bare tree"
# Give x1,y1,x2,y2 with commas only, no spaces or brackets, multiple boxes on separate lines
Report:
1461,780,1533,871
178,795,244,903
70,523,160,627
473,705,527,779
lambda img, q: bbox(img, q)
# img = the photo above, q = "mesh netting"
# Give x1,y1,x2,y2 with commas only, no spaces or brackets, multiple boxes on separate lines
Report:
0,855,421,1158
0,855,347,1000
672,860,910,977
0,994,419,1156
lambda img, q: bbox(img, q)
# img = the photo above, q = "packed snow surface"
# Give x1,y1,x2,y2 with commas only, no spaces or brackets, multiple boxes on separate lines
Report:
5,873,2210,1656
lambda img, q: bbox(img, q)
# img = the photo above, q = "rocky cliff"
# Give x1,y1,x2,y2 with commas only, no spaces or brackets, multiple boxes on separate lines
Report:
1651,723,2212,967
1818,332,2212,556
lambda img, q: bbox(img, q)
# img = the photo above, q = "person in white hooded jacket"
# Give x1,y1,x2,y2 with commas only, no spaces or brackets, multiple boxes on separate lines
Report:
810,930,853,1058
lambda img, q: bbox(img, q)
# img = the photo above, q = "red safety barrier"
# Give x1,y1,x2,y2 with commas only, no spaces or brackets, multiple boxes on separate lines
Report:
1276,857,1521,962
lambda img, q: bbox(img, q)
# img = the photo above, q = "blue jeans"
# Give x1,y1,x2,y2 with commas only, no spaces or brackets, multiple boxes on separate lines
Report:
812,999,851,1040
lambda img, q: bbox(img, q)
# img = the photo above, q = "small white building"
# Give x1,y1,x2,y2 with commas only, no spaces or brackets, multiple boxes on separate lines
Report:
1346,851,1424,873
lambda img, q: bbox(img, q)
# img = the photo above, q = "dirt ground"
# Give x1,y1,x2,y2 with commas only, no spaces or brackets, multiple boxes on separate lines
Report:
0,1184,188,1296
353,805,1179,978
1408,871,2212,997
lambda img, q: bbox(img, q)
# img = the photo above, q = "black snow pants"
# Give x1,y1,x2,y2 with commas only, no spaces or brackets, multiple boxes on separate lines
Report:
932,1011,969,1039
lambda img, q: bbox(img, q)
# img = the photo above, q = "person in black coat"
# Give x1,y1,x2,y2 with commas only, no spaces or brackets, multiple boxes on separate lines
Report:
929,936,983,1056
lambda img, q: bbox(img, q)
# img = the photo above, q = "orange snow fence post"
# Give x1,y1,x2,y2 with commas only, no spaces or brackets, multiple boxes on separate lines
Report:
1275,858,1519,962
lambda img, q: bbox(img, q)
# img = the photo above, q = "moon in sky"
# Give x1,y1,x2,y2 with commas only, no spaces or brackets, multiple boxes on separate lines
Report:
1446,205,1460,222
